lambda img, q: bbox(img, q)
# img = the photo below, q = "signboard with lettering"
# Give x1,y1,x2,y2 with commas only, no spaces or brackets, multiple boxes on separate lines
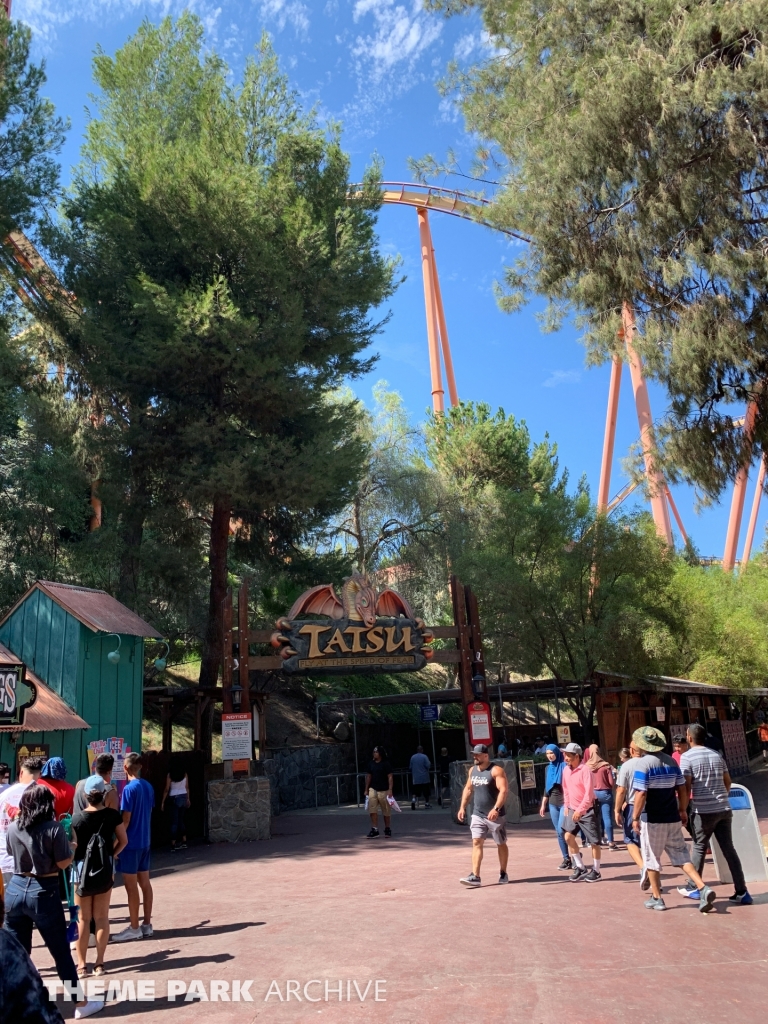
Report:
16,743,49,775
87,737,132,799
419,704,439,723
0,661,36,727
222,713,253,761
468,701,492,745
518,759,536,790
270,574,434,675
556,725,571,745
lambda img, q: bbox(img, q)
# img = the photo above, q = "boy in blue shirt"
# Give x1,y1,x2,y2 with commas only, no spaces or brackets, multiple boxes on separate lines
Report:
113,753,155,942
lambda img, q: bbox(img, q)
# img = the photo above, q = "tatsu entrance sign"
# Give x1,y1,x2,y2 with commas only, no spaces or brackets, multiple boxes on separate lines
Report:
221,573,491,758
269,575,435,674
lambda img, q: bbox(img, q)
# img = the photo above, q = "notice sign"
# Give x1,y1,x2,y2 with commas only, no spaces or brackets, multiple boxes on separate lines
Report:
518,759,536,790
556,726,571,745
419,704,439,723
222,713,252,761
468,701,492,744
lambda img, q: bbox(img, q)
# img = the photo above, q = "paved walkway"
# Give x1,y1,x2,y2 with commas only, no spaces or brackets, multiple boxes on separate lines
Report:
38,768,768,1024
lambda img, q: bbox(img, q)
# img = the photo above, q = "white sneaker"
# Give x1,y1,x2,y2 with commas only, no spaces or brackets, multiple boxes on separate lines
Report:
111,926,143,943
75,1000,104,1019
140,923,154,937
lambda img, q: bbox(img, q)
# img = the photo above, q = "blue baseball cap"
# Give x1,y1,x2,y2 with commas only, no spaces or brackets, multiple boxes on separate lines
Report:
84,775,106,795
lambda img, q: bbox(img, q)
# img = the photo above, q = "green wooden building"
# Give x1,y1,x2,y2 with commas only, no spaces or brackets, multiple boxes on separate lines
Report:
0,581,160,779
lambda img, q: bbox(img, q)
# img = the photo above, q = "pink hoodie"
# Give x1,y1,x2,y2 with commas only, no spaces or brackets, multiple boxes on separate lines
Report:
562,761,595,815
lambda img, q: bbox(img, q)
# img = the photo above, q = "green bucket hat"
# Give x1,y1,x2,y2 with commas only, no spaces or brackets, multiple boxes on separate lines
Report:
632,725,667,753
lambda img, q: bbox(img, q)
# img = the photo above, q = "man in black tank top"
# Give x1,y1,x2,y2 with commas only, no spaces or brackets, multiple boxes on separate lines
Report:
457,744,509,886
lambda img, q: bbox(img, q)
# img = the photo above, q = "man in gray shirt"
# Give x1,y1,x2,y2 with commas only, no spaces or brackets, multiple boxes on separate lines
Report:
614,741,645,880
409,746,432,809
678,722,752,905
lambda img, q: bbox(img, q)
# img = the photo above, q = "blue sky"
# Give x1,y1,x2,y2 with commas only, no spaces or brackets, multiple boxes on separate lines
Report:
14,0,764,558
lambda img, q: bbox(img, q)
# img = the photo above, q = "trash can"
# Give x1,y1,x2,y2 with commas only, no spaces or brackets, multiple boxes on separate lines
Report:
711,785,768,885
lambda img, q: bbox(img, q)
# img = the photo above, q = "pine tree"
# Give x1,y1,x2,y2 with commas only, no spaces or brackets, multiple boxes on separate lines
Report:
428,0,768,496
52,15,395,686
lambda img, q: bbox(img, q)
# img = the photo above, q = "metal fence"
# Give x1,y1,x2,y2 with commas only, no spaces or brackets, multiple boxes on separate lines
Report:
314,769,447,809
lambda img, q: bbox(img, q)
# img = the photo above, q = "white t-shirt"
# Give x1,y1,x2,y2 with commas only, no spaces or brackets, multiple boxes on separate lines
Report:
0,781,32,874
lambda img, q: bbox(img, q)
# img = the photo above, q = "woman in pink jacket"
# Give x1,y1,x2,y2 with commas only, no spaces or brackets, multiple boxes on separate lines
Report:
561,743,603,882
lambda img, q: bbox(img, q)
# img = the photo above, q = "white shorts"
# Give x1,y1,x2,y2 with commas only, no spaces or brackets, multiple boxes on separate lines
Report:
640,820,689,872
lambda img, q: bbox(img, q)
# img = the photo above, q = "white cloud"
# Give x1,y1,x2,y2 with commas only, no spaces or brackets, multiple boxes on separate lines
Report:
344,0,442,132
351,0,441,82
453,29,491,62
543,369,581,388
255,0,310,35
15,0,213,51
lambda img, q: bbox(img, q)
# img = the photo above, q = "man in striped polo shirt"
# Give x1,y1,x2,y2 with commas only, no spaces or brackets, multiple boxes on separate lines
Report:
677,722,752,905
631,726,713,912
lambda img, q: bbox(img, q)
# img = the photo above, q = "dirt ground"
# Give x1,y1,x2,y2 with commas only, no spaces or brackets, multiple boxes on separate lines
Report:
37,765,768,1024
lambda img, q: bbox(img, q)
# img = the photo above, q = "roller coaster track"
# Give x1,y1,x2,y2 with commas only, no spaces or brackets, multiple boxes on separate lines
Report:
1,181,761,566
347,181,530,242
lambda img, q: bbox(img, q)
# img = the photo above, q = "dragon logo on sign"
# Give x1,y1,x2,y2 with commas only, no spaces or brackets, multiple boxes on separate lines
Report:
270,573,434,675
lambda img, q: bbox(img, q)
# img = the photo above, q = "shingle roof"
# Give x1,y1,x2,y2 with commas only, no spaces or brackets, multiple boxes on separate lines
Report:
0,580,161,638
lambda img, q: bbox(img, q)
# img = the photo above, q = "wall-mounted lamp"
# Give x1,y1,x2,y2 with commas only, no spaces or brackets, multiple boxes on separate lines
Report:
154,642,169,672
106,635,122,665
471,673,486,700
231,679,243,711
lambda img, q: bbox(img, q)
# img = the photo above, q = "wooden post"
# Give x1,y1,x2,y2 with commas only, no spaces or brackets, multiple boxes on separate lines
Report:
222,588,233,715
238,579,253,761
450,575,474,758
160,699,173,754
464,585,488,699
194,692,203,751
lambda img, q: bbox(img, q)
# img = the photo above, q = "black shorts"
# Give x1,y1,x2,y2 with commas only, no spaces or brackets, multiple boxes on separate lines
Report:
562,808,600,846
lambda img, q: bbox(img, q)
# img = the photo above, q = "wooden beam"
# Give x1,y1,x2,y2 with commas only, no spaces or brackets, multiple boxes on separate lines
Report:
430,650,461,664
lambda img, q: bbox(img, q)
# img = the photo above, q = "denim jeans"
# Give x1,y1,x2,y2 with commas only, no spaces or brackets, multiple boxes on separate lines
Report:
548,802,569,858
594,789,614,843
4,874,80,991
690,809,746,893
170,794,187,839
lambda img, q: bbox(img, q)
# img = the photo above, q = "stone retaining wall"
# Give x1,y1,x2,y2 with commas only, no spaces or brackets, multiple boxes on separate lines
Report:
207,776,271,843
262,743,358,815
449,759,522,825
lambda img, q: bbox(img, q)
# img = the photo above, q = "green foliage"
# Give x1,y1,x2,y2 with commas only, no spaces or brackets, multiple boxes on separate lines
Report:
44,15,395,681
429,0,768,497
322,383,442,574
671,560,768,689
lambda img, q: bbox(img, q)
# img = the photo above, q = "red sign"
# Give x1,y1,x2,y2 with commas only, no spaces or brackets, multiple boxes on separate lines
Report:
468,701,492,744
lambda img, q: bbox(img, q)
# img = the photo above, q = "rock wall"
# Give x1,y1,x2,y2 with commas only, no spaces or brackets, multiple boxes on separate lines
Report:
207,776,271,843
449,759,522,826
262,743,359,815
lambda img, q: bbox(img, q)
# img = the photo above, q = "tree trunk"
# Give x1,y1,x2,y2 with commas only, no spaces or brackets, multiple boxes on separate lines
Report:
117,475,149,608
199,496,231,689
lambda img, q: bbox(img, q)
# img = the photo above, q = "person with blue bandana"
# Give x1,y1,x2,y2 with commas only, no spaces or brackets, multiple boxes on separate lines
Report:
539,743,571,870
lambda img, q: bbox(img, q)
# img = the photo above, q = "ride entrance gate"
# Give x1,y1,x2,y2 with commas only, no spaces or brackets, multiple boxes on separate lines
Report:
221,573,492,766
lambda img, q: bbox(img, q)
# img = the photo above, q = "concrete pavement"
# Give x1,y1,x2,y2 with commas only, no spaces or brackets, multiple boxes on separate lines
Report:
36,768,768,1024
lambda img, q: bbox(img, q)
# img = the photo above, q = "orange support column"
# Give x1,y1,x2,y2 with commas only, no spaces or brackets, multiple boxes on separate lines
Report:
664,486,688,545
723,401,758,572
417,209,445,414
597,358,622,513
622,302,673,545
421,213,459,407
741,453,766,566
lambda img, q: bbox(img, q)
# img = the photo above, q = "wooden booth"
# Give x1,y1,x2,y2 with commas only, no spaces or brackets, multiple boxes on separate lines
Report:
595,671,765,776
0,580,160,780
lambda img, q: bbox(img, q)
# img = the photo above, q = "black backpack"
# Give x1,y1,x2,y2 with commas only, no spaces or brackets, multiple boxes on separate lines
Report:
77,825,113,896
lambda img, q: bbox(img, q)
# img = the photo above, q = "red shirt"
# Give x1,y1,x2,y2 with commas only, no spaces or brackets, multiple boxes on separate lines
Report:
37,778,75,819
671,751,682,765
